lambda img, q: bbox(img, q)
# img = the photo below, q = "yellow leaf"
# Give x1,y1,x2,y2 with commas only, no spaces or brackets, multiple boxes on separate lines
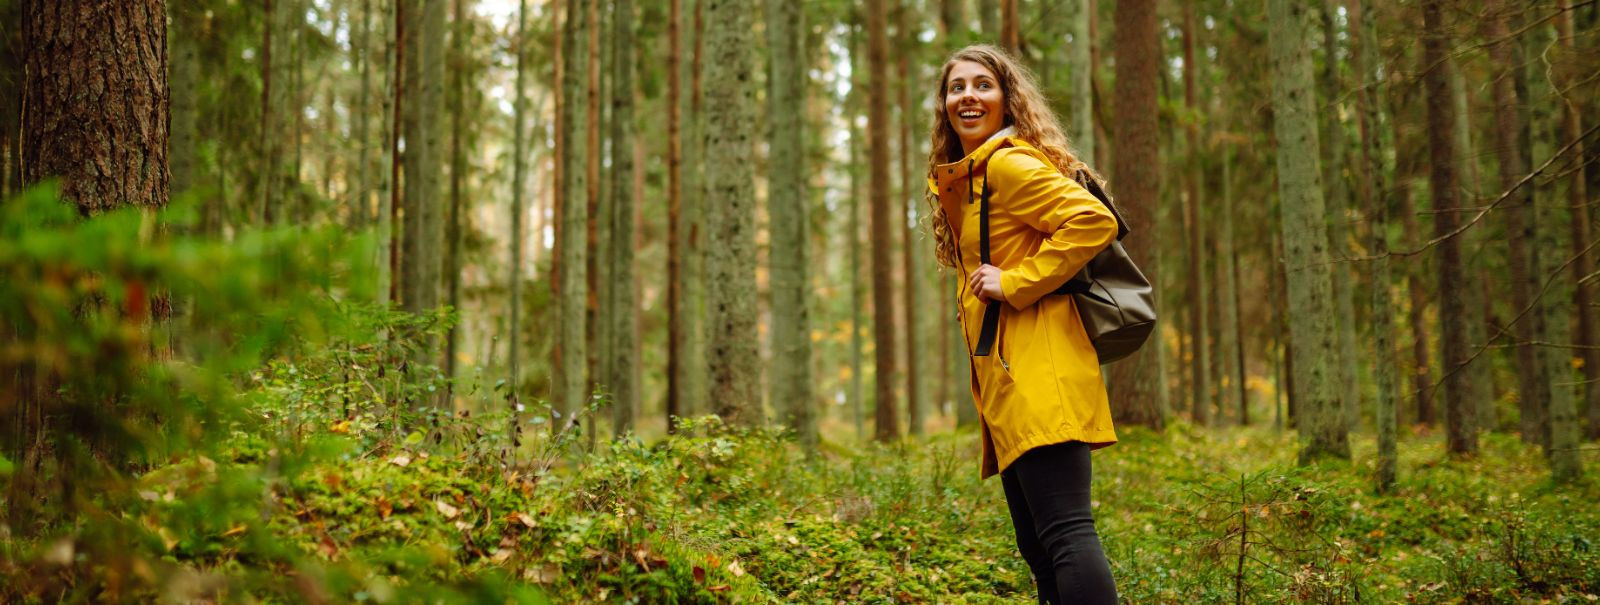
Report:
435,499,460,519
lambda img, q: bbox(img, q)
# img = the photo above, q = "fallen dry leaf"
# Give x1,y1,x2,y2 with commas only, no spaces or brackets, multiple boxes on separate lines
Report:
435,499,459,519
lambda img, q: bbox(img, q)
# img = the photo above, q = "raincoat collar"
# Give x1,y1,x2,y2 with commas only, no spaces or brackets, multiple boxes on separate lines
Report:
929,126,1019,198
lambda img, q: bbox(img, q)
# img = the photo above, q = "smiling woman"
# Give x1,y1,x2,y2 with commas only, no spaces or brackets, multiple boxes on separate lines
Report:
924,44,1119,605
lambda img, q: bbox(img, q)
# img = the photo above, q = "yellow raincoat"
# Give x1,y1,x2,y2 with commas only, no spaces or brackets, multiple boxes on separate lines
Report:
930,131,1120,479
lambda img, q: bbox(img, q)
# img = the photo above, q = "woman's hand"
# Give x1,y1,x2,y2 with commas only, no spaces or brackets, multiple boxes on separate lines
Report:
967,264,1006,303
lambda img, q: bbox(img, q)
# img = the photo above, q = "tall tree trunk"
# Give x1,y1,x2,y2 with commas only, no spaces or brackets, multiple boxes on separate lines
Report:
898,0,921,437
16,0,169,525
169,3,199,201
977,0,997,39
1220,146,1246,424
684,0,707,419
704,0,760,426
666,0,685,431
352,0,373,232
1065,0,1093,164
509,0,528,404
0,0,17,200
1182,3,1210,426
1107,0,1163,429
999,0,1019,54
1555,1,1600,442
1521,13,1580,479
260,0,278,224
1269,0,1348,463
555,0,590,428
1320,0,1359,433
608,0,637,435
848,18,866,438
1350,0,1398,491
940,0,965,40
868,0,899,441
22,0,168,213
768,0,814,443
401,0,445,403
445,0,470,406
1421,0,1473,455
1449,63,1494,430
1485,0,1546,447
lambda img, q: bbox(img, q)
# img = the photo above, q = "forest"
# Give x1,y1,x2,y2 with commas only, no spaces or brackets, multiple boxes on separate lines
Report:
1,0,1598,602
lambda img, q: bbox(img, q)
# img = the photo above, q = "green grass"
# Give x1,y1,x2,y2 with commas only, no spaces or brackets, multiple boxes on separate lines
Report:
6,413,1598,603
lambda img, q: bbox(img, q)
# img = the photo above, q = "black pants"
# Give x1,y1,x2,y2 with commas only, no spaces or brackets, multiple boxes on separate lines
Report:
1000,440,1118,605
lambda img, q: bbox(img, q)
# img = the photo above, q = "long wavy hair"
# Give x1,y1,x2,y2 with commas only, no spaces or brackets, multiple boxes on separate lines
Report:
926,44,1101,268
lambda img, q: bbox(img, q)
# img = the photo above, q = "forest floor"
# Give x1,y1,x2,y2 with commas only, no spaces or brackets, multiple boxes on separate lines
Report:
9,406,1598,604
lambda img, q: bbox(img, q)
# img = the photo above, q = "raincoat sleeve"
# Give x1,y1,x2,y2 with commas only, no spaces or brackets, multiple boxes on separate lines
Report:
992,147,1118,310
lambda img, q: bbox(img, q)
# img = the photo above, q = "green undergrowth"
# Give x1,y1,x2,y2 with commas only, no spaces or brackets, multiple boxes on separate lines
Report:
9,408,1598,603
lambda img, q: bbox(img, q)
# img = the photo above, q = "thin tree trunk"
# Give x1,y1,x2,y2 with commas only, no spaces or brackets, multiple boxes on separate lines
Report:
510,0,528,403
1449,63,1494,430
608,0,637,435
1485,0,1547,447
867,0,899,442
898,0,920,437
1350,0,1397,491
940,0,965,40
768,0,814,443
556,0,590,428
1421,0,1474,455
704,0,760,426
1555,1,1600,442
1183,3,1210,426
402,0,445,396
445,0,470,406
1065,0,1093,164
848,18,865,438
1521,12,1579,479
1000,0,1019,54
352,0,373,232
666,0,684,431
1320,0,1359,433
977,0,997,39
1269,0,1348,463
383,0,402,307
1107,0,1163,429
1220,145,1246,424
170,3,198,201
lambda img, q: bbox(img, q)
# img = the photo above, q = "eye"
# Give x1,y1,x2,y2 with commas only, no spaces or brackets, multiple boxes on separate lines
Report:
978,81,992,90
950,83,964,93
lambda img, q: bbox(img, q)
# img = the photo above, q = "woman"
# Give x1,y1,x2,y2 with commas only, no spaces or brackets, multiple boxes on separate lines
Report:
926,44,1120,604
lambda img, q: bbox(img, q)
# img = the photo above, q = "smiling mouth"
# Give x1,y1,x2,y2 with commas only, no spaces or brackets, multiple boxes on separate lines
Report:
958,109,984,120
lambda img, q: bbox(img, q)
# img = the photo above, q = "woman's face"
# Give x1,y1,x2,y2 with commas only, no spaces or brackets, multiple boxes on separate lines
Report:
944,60,1007,156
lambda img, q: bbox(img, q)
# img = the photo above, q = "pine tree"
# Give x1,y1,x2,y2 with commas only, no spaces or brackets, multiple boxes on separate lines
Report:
1269,0,1348,462
1420,0,1473,455
607,0,638,434
704,0,760,425
768,0,814,443
867,0,899,442
1107,0,1164,429
1350,0,1398,491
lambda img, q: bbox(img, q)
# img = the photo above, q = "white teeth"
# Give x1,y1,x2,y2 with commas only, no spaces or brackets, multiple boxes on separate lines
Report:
960,111,982,118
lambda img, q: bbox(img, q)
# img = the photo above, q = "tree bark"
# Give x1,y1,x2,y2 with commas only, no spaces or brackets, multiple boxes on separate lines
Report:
704,0,761,426
555,0,590,428
22,0,168,213
1065,0,1094,165
401,0,445,402
1421,0,1474,455
1555,1,1600,442
445,0,471,407
1485,0,1547,447
768,0,814,443
1320,0,1359,433
1107,0,1163,429
1000,0,1019,54
608,0,638,434
898,0,921,437
1183,3,1211,426
1269,0,1348,462
509,0,528,404
1350,0,1398,491
667,0,685,431
868,0,899,441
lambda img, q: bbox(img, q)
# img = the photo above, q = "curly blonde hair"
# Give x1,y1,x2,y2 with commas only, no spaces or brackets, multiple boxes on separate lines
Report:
926,44,1101,268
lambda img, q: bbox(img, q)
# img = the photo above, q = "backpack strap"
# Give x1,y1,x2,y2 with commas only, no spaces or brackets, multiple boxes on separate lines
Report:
973,175,1001,357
